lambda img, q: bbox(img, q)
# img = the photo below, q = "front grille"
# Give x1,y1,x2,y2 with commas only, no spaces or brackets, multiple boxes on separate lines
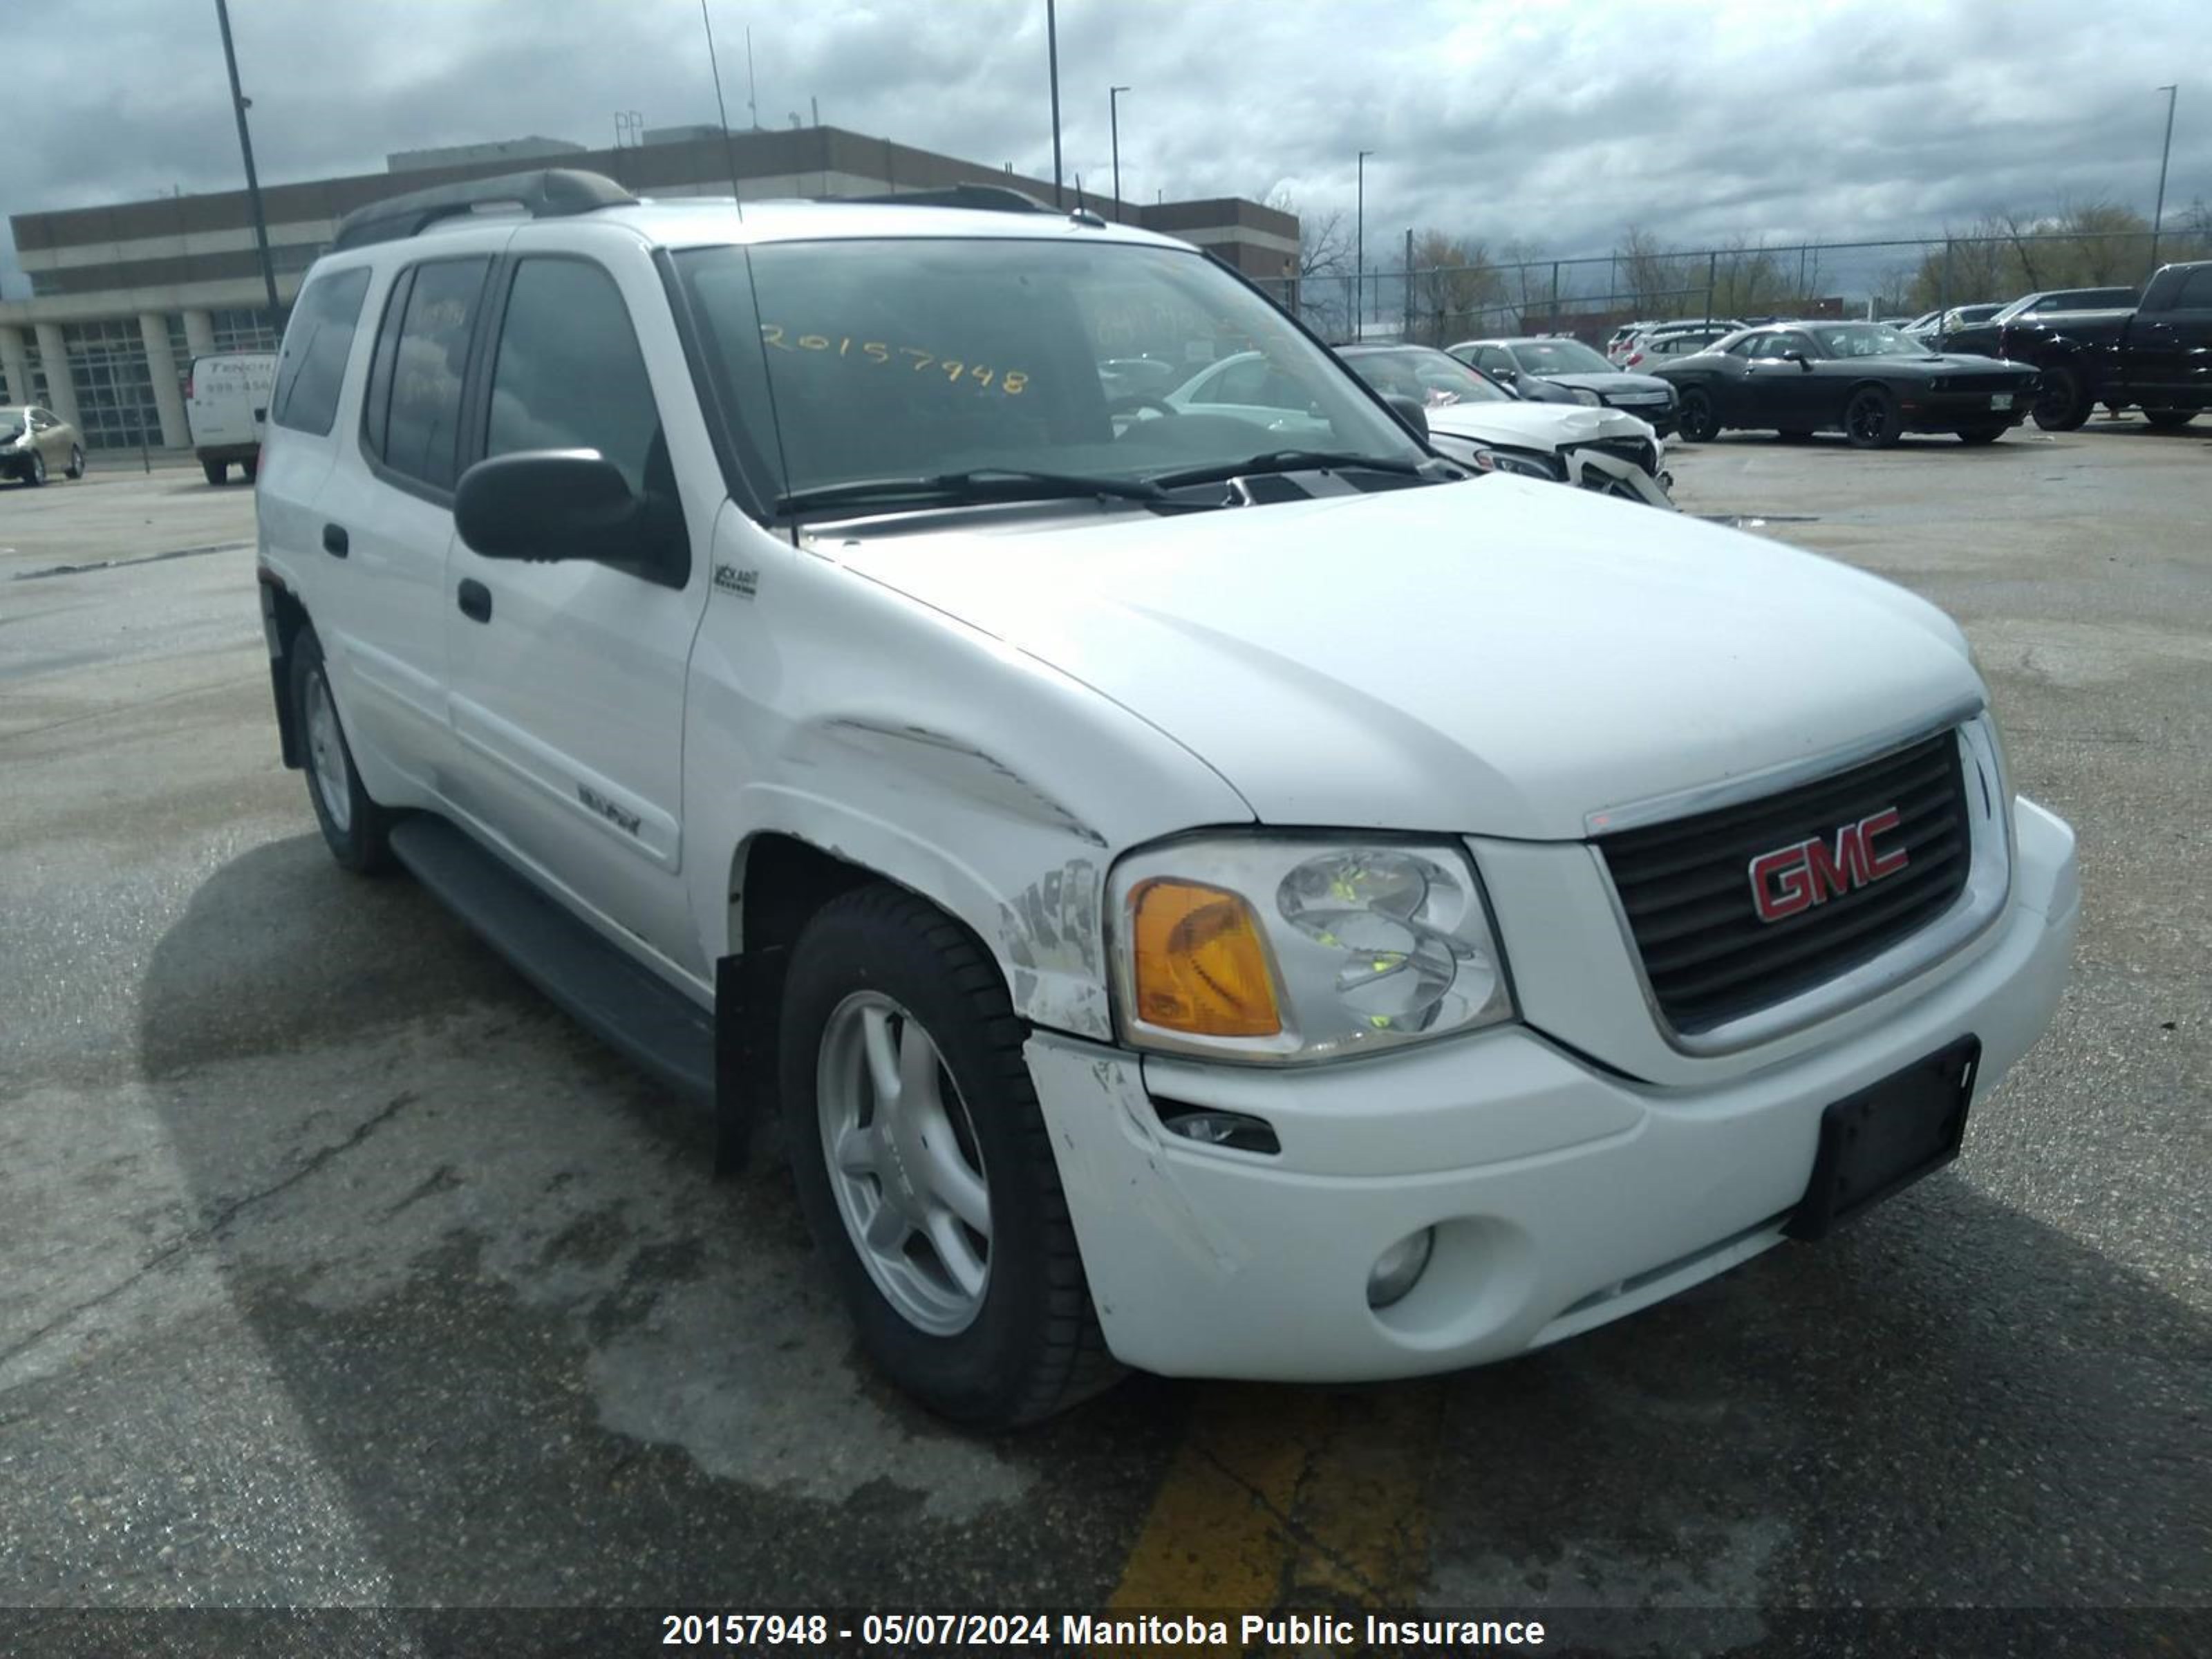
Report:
1566,436,1658,476
1597,732,1972,1033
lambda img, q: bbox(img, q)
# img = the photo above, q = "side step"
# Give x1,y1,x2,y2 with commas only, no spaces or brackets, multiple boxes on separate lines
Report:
388,816,714,1103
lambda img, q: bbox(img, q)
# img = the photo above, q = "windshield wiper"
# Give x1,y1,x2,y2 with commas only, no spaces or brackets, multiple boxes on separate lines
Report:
776,467,1164,515
1146,449,1435,490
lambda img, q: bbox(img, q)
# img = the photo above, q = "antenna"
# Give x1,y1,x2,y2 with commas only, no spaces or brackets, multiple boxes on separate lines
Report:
697,0,744,216
746,26,760,130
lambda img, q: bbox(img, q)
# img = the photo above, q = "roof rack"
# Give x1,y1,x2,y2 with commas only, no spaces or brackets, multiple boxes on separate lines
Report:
332,168,637,251
834,184,1050,214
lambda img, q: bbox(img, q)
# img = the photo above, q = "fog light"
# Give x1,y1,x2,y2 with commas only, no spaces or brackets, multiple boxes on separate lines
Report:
1366,1227,1435,1309
1156,1103,1280,1154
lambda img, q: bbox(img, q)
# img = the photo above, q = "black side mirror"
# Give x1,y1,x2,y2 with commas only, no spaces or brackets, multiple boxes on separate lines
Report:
1384,393,1430,440
456,449,681,582
1785,353,1811,371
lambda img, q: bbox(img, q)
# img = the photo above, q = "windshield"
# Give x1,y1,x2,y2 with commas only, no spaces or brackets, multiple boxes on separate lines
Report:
0,409,24,442
1342,347,1511,406
1808,324,1929,358
676,238,1425,507
1508,338,1613,375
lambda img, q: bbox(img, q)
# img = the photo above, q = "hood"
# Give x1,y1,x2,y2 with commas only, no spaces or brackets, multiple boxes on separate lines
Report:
1425,400,1654,453
819,482,1982,841
1533,371,1674,397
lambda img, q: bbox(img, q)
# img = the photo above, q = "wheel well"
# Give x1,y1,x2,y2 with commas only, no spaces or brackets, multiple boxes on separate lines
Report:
263,580,311,769
732,833,878,960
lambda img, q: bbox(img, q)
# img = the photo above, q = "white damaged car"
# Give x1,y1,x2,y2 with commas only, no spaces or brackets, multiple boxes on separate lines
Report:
1340,344,1673,506
259,170,2075,1426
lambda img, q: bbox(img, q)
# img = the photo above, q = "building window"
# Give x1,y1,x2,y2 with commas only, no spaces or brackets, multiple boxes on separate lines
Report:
167,315,192,388
210,308,281,354
60,319,165,451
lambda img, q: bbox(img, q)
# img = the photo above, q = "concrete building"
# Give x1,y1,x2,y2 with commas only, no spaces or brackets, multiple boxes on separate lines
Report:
0,125,1298,451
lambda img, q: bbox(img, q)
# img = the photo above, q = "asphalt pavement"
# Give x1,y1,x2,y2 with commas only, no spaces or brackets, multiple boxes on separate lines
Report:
0,422,2204,1656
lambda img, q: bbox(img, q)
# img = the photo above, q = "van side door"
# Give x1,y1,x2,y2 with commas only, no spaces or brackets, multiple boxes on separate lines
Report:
440,236,717,977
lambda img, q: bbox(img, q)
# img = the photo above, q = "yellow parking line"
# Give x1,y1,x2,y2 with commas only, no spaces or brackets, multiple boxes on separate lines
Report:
1105,1381,1445,1655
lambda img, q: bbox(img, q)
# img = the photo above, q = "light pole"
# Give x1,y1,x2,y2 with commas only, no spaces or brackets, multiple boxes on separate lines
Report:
1046,0,1064,206
2150,84,2180,270
213,0,280,321
1356,149,1374,339
1109,86,1130,222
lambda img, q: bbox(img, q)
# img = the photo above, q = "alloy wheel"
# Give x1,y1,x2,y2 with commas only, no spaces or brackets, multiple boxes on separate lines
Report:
303,666,353,834
816,991,992,1335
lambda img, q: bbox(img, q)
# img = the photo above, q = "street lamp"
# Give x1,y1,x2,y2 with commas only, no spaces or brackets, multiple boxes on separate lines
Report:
1109,86,1130,222
2150,84,2180,270
1046,0,1064,206
213,0,281,321
1356,149,1374,338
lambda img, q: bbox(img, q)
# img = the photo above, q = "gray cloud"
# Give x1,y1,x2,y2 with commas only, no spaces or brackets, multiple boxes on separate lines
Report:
6,0,2208,297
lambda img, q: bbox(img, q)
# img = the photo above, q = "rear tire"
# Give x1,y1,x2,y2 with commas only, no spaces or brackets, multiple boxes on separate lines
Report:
780,883,1118,1428
242,456,259,483
66,446,86,479
1675,387,1719,443
202,458,227,485
289,628,395,874
2032,366,2091,431
1955,424,2007,445
2141,409,2197,431
1844,386,1902,449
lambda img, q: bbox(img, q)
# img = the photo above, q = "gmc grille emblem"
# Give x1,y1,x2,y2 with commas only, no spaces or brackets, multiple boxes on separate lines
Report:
1747,808,1910,924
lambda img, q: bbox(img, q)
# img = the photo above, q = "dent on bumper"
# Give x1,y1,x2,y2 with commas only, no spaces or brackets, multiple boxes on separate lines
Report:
1031,796,2078,1383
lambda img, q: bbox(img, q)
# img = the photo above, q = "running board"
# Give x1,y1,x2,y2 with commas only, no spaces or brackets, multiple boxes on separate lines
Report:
388,816,714,1103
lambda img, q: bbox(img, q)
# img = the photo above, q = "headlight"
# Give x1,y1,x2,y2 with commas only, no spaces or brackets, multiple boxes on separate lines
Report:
1487,448,1565,482
1568,386,1604,406
1109,836,1515,1063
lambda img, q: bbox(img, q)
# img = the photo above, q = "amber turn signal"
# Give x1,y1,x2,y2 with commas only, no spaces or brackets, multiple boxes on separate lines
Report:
1130,878,1283,1038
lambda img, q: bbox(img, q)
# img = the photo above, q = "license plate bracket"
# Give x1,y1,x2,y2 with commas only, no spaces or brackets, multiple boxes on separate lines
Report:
1787,1036,1980,1241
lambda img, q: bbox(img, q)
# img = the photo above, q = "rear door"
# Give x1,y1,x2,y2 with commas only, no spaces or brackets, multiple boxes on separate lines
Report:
308,250,498,791
440,234,715,972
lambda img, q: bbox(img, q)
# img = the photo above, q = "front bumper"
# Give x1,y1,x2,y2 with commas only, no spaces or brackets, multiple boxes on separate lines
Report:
1030,797,2077,1382
1899,388,2038,431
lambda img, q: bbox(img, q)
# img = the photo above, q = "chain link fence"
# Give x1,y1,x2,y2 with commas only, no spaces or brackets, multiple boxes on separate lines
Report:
1260,225,2212,348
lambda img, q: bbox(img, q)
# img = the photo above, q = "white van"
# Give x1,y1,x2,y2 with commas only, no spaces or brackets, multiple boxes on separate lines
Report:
185,352,276,484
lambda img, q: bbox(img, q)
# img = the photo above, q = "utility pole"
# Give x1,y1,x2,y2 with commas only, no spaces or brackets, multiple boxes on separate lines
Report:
2150,84,2180,270
1403,227,1414,341
213,0,280,321
1047,0,1064,206
1356,149,1374,339
1109,86,1130,222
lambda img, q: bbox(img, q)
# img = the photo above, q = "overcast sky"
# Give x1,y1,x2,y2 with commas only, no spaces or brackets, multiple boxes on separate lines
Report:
5,0,2207,297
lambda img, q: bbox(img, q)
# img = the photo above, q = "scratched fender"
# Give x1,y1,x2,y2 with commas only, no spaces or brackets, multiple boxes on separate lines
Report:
679,503,1252,1041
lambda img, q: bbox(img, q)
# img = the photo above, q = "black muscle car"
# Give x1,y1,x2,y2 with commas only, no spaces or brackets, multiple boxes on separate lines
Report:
1652,321,2041,447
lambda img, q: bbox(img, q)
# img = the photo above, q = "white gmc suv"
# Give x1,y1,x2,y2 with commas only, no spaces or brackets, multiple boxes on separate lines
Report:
255,169,2078,1427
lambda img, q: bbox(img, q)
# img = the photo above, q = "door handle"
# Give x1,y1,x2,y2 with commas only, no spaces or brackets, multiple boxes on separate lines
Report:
321,523,349,557
457,579,492,624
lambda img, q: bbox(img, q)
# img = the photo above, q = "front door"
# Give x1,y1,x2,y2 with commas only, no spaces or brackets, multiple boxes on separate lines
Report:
441,245,714,975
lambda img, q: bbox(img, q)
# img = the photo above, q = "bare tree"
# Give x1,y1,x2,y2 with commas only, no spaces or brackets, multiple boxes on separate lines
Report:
1407,230,1503,346
1267,189,1352,337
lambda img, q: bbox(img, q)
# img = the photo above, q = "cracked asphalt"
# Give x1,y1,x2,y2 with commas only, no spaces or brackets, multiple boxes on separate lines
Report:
1,428,2206,1656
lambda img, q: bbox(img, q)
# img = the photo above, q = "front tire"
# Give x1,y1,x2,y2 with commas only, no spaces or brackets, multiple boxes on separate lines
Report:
1955,424,2007,445
27,450,48,486
1675,387,1719,443
780,884,1117,1427
2142,409,2197,431
2032,366,2091,431
202,458,227,485
66,446,86,479
289,628,395,874
1844,386,1902,449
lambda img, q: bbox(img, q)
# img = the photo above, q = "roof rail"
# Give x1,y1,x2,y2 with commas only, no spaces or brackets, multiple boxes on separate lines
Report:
834,184,1050,214
332,168,637,251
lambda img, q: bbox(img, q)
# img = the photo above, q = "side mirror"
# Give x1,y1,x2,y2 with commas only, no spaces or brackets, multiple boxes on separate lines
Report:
1785,352,1811,371
456,449,671,573
1492,366,1518,384
1383,393,1430,441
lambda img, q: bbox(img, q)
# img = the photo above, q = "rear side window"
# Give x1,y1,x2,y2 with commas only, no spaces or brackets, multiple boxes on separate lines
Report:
485,258,662,496
270,267,369,436
377,256,490,491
